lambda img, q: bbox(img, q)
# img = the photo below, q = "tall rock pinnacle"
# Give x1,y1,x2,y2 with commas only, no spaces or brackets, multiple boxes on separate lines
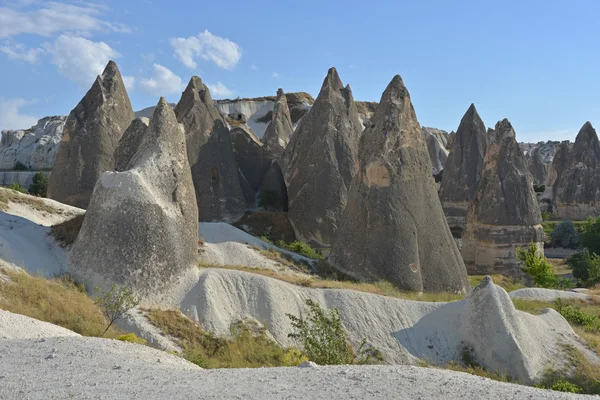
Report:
438,103,487,236
329,75,469,293
461,119,543,277
48,60,134,208
262,88,294,160
281,67,362,248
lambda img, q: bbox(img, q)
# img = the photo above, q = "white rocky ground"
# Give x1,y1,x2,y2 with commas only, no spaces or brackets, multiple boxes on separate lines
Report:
510,287,593,302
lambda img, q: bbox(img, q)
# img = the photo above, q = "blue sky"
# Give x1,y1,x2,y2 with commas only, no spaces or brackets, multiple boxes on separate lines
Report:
1,0,599,143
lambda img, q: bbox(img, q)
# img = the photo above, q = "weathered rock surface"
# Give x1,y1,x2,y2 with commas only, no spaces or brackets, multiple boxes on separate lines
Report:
0,171,49,189
69,98,198,298
259,161,288,211
422,127,449,176
539,141,572,212
438,104,487,236
175,76,246,221
114,118,149,171
554,122,600,220
47,61,134,208
524,145,548,185
262,89,294,159
461,119,543,277
0,116,65,170
329,75,469,293
282,68,362,248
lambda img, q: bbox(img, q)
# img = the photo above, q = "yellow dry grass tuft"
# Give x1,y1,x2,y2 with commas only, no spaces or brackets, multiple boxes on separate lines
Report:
0,187,58,214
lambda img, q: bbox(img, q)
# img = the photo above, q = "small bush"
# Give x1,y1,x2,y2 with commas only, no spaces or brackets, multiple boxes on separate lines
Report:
282,348,309,366
548,379,584,393
567,249,600,287
554,298,599,331
117,333,147,345
95,284,140,335
517,242,557,288
28,172,48,197
277,240,323,260
581,217,600,255
9,183,27,194
259,189,280,211
13,161,28,171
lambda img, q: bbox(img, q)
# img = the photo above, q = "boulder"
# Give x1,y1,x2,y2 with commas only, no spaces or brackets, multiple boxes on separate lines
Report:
438,104,487,237
175,76,246,221
554,122,600,220
461,119,543,277
282,68,362,248
48,61,134,208
114,118,149,171
262,88,294,159
329,75,469,293
69,98,198,298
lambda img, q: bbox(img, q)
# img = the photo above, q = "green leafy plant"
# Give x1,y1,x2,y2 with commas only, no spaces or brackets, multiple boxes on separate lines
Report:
117,333,148,345
567,249,600,287
517,242,557,288
9,183,27,194
95,284,140,335
548,379,584,393
541,211,553,221
533,184,546,193
28,172,48,197
581,217,600,256
286,299,380,365
554,298,599,332
277,240,323,260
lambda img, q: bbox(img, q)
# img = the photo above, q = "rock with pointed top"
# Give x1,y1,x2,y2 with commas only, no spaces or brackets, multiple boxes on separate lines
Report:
70,98,198,298
539,141,571,212
262,88,294,160
48,61,134,208
554,122,600,219
175,76,246,221
438,104,487,236
525,145,548,185
461,119,543,277
329,75,469,293
446,130,456,150
114,118,149,172
281,68,362,248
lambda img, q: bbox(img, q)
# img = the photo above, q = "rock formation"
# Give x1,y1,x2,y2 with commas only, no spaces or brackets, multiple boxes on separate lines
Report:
47,61,134,208
0,116,65,170
525,145,548,185
262,89,294,159
329,75,469,293
422,128,448,176
539,141,571,212
175,76,246,221
553,122,600,220
114,118,149,171
461,119,543,277
70,98,198,298
438,104,487,236
282,68,362,249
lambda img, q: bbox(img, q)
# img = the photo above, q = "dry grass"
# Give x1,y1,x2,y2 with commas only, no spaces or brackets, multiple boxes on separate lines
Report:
469,274,525,292
0,268,122,337
548,258,573,276
50,214,85,247
0,187,58,214
145,309,287,368
540,345,600,394
198,262,465,302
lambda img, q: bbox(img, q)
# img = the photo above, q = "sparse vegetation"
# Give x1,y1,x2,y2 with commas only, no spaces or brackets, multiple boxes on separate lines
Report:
469,274,525,292
581,216,600,255
517,242,566,288
0,186,59,213
554,298,599,332
550,221,580,249
539,346,600,395
28,172,48,197
533,184,546,193
287,299,382,365
50,214,85,247
9,183,27,193
541,211,553,221
13,161,28,171
567,249,600,287
0,267,122,337
258,189,280,211
94,284,140,335
117,333,148,345
542,220,586,246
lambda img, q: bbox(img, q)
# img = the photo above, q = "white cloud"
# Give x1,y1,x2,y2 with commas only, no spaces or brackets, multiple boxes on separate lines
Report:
122,75,135,91
139,64,184,96
169,30,242,70
272,72,279,79
0,42,44,63
0,1,129,38
207,82,233,98
0,98,38,131
43,35,120,87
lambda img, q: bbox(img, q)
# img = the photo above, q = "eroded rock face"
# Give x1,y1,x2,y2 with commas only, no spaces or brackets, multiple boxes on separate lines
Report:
70,98,198,299
525,145,548,185
175,76,246,221
282,68,362,248
329,75,469,293
539,141,571,212
461,119,543,277
114,118,149,172
47,61,134,208
438,104,487,237
422,127,449,176
554,122,600,220
262,89,294,160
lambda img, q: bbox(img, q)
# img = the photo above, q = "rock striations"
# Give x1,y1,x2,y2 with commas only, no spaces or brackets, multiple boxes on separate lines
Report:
47,61,134,208
329,75,469,293
438,104,487,236
262,88,294,160
553,122,600,220
461,119,543,277
525,145,547,185
175,76,245,221
70,98,198,298
114,118,149,171
282,68,362,249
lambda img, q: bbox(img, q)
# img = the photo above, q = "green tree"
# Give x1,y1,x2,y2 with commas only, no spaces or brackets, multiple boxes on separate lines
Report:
581,217,600,255
517,242,557,288
28,172,48,197
95,284,140,335
567,249,600,287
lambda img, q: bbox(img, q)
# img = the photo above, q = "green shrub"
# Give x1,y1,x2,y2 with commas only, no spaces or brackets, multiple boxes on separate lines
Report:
28,172,48,197
517,242,557,288
554,298,599,331
541,211,553,221
95,284,140,335
13,161,28,171
117,333,147,345
548,379,584,393
9,183,27,193
581,217,600,255
567,249,600,287
277,240,323,260
286,299,380,365
550,221,580,249
259,189,280,210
